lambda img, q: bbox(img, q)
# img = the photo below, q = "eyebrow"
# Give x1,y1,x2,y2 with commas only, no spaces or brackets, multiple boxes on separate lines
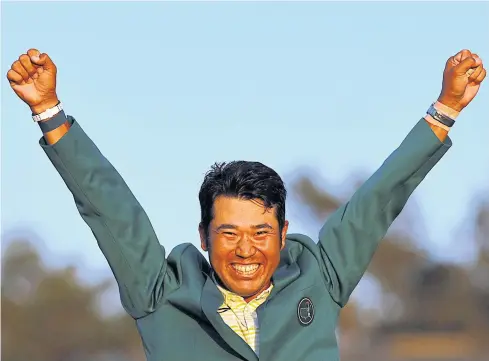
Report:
215,223,273,231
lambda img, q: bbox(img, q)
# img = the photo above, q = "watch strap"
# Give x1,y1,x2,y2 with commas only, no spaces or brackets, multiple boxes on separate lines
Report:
426,103,455,128
38,109,67,133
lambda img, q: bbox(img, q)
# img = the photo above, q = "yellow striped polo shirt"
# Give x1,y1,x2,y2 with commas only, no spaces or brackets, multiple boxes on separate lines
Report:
216,283,273,356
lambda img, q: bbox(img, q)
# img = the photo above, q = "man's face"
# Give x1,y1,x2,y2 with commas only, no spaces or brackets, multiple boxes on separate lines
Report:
200,196,288,302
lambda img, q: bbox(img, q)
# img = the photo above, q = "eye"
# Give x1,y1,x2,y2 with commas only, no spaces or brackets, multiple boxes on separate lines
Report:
223,231,237,236
255,231,270,236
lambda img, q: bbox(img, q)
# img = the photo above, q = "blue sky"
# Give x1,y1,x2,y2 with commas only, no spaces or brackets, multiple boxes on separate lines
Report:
2,1,488,286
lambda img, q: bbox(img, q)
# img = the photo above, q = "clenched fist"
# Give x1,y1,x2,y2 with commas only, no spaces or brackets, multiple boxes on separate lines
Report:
6,48,59,115
438,49,486,112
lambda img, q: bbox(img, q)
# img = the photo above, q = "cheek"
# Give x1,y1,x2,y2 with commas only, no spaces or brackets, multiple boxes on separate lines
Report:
260,238,282,263
209,241,233,264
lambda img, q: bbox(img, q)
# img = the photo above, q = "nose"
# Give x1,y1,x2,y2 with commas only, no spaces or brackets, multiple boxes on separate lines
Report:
235,235,256,258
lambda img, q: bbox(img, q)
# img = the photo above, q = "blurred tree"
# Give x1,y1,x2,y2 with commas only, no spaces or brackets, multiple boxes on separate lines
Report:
1,234,144,361
2,183,488,361
473,198,489,287
291,173,489,358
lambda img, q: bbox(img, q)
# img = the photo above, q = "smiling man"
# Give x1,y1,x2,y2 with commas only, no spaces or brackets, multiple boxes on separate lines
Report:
7,48,486,361
199,163,288,303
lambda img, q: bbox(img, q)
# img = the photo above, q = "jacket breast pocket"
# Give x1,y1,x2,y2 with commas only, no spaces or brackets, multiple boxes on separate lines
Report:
257,283,339,360
261,282,338,338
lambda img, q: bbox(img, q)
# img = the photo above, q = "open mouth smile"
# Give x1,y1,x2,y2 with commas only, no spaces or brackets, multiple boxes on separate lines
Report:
231,264,261,276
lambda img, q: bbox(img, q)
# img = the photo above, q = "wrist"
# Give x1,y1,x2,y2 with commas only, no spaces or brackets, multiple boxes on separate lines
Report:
436,95,463,113
424,100,457,136
30,96,60,115
434,100,460,120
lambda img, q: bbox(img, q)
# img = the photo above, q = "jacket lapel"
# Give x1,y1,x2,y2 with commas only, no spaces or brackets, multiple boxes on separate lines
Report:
201,275,258,361
269,235,305,297
255,236,311,359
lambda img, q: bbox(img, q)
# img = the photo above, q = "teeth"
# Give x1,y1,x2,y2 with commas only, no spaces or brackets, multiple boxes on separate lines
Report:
232,264,259,275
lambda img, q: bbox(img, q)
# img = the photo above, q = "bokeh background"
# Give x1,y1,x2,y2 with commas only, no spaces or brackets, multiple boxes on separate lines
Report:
2,1,489,361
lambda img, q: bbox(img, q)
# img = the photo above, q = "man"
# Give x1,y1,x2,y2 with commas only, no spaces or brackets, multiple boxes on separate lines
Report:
7,48,485,361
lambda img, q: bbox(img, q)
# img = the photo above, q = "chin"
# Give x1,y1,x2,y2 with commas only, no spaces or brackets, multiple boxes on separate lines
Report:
235,285,261,296
228,278,269,298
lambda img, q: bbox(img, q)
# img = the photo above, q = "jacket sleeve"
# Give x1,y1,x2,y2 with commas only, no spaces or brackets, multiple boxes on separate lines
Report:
40,116,173,318
317,119,451,307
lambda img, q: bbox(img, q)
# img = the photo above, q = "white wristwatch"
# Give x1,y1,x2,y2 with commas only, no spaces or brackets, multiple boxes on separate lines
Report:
32,102,63,122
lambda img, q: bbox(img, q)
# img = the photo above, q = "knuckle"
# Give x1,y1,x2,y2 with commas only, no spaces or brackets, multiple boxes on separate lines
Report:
19,54,29,62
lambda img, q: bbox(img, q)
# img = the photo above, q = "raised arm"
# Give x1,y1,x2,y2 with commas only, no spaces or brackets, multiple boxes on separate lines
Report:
316,49,486,307
7,49,173,318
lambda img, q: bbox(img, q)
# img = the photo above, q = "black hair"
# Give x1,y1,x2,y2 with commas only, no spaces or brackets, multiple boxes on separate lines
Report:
198,161,287,237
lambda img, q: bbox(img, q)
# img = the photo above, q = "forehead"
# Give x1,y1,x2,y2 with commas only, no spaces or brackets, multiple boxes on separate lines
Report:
212,196,278,226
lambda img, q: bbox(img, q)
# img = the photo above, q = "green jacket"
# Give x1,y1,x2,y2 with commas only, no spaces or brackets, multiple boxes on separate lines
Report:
41,116,451,361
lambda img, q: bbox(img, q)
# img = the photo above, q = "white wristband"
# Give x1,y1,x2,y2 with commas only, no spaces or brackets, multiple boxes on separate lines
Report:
32,102,63,122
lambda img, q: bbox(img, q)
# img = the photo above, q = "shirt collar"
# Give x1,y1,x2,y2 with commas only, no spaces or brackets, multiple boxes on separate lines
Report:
212,271,273,306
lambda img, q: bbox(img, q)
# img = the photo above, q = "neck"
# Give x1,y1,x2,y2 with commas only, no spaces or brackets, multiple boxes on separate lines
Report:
243,281,271,303
212,271,272,303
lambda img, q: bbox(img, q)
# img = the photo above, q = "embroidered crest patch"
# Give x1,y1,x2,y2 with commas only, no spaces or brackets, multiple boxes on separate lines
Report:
297,297,314,326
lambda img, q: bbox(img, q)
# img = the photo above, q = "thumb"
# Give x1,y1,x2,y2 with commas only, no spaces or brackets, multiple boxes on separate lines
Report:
454,56,481,75
30,53,56,72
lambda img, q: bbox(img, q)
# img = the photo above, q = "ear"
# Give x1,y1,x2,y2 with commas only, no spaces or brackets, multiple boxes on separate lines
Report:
199,223,208,252
280,220,289,250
